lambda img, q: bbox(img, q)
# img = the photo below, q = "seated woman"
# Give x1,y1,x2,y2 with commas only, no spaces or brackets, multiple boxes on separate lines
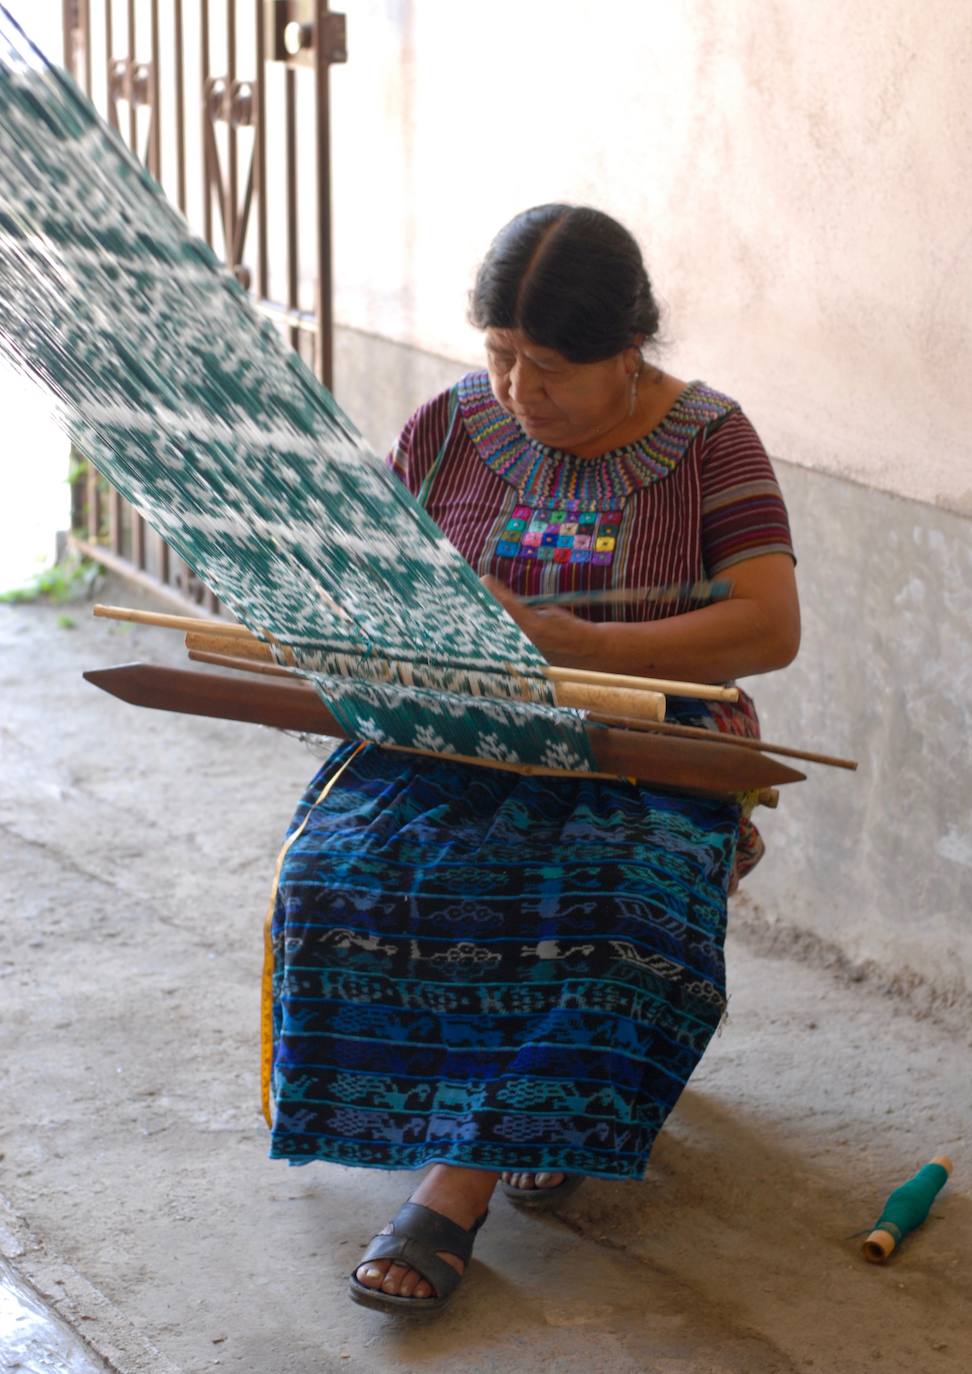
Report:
268,204,800,1315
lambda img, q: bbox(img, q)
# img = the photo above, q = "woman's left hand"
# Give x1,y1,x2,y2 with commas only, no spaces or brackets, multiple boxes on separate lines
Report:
482,575,597,667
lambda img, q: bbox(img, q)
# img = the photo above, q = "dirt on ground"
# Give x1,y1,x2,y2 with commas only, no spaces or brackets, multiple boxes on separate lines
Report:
0,583,969,1374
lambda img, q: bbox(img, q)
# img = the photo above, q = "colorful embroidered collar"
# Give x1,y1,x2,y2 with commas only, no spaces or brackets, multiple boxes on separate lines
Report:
456,371,738,508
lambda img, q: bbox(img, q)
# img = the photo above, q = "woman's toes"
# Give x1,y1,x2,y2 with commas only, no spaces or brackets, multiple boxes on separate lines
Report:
356,1261,386,1289
380,1261,409,1295
397,1268,423,1299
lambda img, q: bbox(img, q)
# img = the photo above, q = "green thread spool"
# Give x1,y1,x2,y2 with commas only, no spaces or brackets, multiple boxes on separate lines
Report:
862,1155,953,1263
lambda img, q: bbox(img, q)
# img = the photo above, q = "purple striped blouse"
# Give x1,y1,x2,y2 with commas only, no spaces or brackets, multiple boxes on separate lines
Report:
388,371,794,624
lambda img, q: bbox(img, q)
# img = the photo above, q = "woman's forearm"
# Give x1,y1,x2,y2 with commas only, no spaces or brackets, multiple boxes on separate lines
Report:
555,598,800,682
483,555,801,685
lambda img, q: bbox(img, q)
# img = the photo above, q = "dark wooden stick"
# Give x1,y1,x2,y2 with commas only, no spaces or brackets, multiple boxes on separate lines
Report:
586,712,858,771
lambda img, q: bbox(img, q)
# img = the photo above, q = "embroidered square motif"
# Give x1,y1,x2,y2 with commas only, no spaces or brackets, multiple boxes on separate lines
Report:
496,503,621,566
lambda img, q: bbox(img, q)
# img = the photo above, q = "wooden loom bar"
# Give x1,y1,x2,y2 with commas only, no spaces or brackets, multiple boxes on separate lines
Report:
186,648,855,774
83,663,805,795
184,643,665,721
92,604,736,703
194,647,767,802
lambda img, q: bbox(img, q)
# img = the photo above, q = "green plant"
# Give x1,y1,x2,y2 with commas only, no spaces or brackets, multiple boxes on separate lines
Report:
0,552,101,605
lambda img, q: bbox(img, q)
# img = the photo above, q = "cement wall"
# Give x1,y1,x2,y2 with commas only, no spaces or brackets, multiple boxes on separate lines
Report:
330,0,972,514
739,465,972,1000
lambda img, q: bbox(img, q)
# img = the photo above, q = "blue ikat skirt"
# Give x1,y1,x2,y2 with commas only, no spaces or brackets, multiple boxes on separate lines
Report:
268,739,739,1179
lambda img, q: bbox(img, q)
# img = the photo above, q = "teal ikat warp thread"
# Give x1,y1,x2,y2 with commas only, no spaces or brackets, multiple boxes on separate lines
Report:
862,1156,953,1262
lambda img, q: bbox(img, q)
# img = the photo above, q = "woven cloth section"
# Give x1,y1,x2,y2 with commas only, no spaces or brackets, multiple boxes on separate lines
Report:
0,16,594,767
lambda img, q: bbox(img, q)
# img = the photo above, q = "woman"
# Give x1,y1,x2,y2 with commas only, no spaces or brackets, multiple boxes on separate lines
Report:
269,205,799,1315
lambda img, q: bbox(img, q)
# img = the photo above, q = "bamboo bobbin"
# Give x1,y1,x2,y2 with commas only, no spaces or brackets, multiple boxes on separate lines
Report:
553,681,666,721
862,1155,954,1263
185,631,296,666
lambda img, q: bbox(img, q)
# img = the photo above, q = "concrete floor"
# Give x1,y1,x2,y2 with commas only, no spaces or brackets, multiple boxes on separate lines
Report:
0,584,969,1374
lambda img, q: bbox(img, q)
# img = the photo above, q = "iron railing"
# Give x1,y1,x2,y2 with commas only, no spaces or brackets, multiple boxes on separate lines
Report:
61,0,346,610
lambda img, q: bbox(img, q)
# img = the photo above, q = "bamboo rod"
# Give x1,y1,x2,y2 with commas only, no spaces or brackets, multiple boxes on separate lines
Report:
188,648,296,678
544,664,738,703
94,603,252,636
93,603,734,704
586,712,858,771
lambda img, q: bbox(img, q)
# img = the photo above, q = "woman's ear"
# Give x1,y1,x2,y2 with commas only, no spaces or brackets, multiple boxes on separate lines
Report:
624,342,644,377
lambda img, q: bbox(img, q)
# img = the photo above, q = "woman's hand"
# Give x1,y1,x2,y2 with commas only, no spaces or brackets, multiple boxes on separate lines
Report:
482,552,800,682
482,575,598,668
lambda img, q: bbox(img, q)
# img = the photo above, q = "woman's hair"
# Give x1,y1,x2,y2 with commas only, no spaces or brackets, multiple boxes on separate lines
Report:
469,204,661,363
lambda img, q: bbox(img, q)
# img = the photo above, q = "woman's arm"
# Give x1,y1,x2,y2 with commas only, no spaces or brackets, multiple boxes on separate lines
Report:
484,552,801,683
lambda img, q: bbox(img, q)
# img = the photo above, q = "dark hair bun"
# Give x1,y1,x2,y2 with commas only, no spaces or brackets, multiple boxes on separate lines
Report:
469,204,660,363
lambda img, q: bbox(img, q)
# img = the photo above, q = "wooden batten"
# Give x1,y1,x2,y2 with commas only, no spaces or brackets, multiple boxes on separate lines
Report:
83,662,806,795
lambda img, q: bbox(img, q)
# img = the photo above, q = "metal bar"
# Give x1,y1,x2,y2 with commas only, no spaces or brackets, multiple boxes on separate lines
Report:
200,0,212,244
225,0,238,268
157,531,170,584
234,157,254,267
205,111,229,246
132,512,146,571
313,0,334,388
127,0,137,153
173,0,187,212
255,0,269,299
61,0,74,76
284,65,298,351
84,0,92,98
148,0,161,178
109,486,123,555
86,465,99,542
105,0,118,130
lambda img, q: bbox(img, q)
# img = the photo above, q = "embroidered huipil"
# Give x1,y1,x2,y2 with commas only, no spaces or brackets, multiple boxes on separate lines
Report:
388,373,794,622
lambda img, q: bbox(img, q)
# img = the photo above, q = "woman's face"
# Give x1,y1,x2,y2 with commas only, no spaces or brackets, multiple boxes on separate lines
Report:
484,328,634,453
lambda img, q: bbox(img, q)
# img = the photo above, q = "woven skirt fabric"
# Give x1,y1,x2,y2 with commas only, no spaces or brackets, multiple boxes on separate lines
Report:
267,739,740,1180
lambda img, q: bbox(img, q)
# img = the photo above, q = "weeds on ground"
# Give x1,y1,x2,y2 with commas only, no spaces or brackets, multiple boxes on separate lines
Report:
0,552,102,625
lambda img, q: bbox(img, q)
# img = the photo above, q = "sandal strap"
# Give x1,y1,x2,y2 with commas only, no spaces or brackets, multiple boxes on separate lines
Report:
355,1201,487,1300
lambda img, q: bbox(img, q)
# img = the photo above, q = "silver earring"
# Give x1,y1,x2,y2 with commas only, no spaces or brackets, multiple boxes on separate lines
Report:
628,365,641,417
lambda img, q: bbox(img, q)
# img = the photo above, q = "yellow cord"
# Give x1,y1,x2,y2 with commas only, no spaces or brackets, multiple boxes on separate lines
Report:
260,742,369,1127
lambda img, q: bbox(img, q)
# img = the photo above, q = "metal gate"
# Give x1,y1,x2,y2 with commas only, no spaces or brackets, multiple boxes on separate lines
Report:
61,0,346,609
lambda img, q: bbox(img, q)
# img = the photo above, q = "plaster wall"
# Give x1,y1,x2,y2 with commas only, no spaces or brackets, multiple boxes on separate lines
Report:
330,0,972,513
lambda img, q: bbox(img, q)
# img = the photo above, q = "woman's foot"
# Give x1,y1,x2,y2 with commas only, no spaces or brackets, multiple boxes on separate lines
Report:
500,1171,585,1209
501,1171,566,1193
354,1165,497,1301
